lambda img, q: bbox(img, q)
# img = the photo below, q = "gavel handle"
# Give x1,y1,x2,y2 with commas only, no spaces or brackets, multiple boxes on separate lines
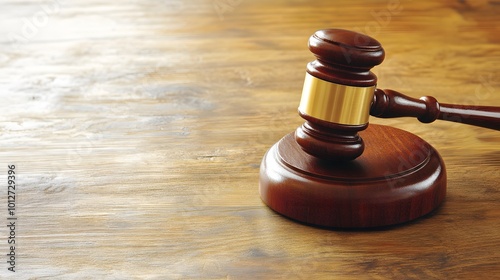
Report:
371,89,500,131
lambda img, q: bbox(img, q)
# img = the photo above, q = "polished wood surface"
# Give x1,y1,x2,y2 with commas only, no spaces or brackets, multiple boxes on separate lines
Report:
0,0,499,278
261,125,447,228
372,89,500,130
296,29,384,160
306,29,384,87
266,29,452,228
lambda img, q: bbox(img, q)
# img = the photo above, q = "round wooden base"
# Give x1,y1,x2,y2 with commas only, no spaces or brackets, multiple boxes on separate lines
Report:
259,124,447,228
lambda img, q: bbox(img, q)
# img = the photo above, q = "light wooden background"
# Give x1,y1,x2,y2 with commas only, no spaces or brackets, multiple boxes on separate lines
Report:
0,0,499,279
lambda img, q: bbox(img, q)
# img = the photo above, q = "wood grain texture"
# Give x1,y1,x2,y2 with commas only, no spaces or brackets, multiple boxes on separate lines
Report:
0,0,499,279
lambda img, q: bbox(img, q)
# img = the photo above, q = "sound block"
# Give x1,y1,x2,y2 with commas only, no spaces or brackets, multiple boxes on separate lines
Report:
259,124,446,228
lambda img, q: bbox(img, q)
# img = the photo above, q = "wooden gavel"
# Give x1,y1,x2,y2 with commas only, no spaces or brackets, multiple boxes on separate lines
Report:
296,29,500,161
260,29,499,228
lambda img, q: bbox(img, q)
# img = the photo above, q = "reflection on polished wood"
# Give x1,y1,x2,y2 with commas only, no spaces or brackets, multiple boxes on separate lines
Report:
0,0,499,278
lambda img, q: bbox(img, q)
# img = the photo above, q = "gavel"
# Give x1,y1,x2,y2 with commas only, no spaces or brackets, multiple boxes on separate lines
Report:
296,29,499,161
259,29,499,228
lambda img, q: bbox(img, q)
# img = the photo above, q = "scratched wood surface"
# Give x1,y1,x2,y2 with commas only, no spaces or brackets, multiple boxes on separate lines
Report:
0,0,499,279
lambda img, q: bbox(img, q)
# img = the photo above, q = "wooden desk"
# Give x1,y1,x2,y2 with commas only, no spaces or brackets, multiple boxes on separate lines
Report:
1,0,498,278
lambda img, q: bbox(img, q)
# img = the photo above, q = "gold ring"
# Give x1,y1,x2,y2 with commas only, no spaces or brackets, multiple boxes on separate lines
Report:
298,73,375,125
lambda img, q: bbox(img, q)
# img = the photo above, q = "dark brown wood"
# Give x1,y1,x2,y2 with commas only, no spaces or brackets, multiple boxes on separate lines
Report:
297,29,499,164
307,29,385,87
260,124,447,228
295,112,368,161
296,29,385,160
371,88,500,130
261,28,498,229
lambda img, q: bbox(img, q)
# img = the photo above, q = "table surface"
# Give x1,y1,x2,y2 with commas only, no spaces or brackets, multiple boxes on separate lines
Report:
1,0,499,279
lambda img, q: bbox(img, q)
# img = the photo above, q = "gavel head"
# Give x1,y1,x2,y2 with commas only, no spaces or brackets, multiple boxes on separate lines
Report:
295,29,385,160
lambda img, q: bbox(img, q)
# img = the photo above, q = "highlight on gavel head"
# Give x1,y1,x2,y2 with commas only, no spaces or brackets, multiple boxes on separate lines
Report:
294,29,386,161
